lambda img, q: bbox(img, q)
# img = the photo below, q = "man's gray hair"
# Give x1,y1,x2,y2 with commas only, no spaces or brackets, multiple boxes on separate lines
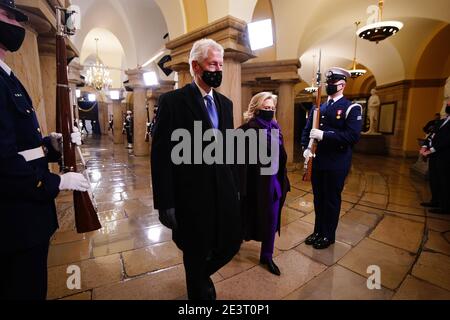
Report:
189,39,224,77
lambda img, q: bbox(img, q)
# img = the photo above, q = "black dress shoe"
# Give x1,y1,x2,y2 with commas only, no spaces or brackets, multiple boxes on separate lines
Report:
420,202,439,208
313,237,335,250
260,259,281,276
429,208,450,215
305,232,321,245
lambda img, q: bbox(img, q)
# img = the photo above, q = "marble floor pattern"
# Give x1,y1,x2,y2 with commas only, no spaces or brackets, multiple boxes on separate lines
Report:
47,136,450,300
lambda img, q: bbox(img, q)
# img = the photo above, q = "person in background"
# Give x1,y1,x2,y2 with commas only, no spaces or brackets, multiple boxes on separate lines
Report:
423,113,441,135
421,102,450,215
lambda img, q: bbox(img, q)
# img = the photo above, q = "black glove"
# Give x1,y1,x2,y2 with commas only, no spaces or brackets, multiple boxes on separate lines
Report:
158,208,177,230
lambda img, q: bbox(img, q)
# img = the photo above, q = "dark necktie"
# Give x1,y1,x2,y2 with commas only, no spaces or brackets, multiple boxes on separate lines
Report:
204,95,219,129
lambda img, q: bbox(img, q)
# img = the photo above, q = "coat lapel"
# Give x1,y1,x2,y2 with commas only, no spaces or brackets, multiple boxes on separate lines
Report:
183,82,213,130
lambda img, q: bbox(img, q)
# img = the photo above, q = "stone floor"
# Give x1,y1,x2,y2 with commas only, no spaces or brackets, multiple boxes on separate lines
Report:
47,135,450,300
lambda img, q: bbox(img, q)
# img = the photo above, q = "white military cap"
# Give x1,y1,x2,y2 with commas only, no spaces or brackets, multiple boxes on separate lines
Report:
326,67,351,82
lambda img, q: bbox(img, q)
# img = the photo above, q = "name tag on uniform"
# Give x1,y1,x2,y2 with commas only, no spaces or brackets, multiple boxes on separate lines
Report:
357,116,362,120
336,110,343,119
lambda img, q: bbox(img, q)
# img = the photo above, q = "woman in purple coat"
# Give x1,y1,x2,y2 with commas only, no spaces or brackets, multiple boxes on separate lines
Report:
238,92,290,276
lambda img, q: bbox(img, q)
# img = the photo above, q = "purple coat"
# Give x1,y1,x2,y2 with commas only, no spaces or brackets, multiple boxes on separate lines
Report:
238,117,291,242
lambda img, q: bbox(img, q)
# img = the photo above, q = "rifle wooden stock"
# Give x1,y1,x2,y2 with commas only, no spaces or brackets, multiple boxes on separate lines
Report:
56,26,101,233
302,84,322,182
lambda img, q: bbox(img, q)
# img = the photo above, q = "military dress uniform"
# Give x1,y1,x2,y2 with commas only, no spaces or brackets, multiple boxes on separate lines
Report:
0,60,61,299
302,68,362,249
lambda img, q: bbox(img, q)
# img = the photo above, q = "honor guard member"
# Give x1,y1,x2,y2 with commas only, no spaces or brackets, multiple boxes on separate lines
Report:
0,0,90,300
124,110,133,148
301,67,363,249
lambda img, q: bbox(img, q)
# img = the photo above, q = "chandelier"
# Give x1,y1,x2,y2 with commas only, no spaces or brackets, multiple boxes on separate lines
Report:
357,0,403,44
85,38,113,91
350,21,367,78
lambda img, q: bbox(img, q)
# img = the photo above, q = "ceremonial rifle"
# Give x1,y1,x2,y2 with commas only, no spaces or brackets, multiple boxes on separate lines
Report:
56,7,101,233
303,50,323,182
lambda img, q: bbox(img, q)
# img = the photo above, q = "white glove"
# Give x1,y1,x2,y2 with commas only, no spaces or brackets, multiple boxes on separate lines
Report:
49,132,63,152
303,148,314,162
59,172,90,192
310,129,324,141
71,127,82,146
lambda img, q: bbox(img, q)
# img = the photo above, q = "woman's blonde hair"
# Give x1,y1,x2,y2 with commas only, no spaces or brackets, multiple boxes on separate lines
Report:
243,92,278,122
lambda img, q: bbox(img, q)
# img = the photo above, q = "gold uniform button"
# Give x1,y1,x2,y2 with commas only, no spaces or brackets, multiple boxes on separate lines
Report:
37,128,41,133
26,109,31,114
37,181,42,188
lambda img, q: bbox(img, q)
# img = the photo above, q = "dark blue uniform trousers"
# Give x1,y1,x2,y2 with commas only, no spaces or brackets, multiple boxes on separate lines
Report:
311,167,348,241
0,241,50,300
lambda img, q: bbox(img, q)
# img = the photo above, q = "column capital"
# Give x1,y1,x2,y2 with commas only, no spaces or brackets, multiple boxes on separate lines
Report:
125,68,149,90
147,80,176,99
242,59,301,84
165,15,256,70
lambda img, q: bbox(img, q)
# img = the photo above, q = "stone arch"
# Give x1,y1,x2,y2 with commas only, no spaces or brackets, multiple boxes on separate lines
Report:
154,0,187,39
250,0,277,62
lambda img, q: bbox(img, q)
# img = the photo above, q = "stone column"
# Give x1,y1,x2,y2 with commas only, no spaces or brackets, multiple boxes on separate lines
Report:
278,81,296,163
97,102,109,135
125,69,150,156
171,63,192,88
165,15,255,128
241,84,253,121
112,97,125,144
38,37,57,134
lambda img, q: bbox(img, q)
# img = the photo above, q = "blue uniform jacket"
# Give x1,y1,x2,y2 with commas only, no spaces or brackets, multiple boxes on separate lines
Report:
301,97,362,171
0,68,60,253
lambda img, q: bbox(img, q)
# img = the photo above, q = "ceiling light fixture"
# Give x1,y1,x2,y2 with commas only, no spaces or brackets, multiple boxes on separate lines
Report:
350,21,367,78
85,38,113,91
357,0,403,44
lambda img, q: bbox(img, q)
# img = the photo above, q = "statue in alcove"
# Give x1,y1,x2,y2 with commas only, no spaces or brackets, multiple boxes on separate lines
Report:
364,88,381,134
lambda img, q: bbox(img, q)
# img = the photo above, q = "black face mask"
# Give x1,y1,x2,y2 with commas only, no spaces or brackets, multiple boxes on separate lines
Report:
326,83,341,96
257,110,275,121
0,21,25,53
200,67,222,88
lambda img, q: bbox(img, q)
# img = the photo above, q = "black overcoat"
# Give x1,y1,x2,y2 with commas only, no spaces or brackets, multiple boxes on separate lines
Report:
151,83,242,257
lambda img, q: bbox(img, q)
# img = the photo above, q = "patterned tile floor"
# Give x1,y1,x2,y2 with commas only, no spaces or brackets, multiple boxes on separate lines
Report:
47,135,450,300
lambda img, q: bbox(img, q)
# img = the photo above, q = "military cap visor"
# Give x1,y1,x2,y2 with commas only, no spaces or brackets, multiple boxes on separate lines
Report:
326,67,351,83
0,0,28,22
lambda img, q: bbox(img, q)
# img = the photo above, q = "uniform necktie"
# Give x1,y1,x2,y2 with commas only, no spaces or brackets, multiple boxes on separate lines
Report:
327,99,334,108
204,95,219,129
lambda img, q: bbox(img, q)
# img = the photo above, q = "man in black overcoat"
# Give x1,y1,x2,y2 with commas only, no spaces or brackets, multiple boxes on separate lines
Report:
151,39,242,300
